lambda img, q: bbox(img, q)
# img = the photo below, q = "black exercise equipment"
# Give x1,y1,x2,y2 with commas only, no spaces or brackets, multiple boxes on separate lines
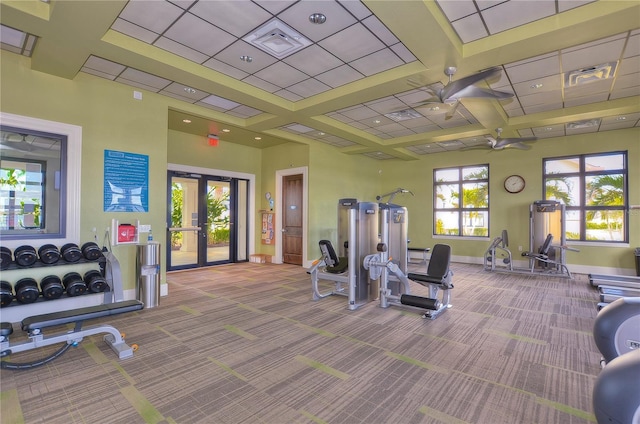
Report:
0,247,12,270
37,244,61,265
40,275,64,300
62,272,87,296
60,243,82,263
13,245,37,267
84,270,108,293
14,278,40,304
81,241,103,261
0,281,13,307
318,240,348,273
0,300,143,369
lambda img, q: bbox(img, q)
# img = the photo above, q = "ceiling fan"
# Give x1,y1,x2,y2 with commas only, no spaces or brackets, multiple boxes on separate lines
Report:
464,128,538,151
408,66,514,119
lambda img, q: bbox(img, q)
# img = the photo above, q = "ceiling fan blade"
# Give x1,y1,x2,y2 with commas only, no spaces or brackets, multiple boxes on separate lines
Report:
440,67,502,100
504,142,531,150
494,136,538,148
460,145,491,151
412,96,442,107
444,100,460,120
452,85,514,100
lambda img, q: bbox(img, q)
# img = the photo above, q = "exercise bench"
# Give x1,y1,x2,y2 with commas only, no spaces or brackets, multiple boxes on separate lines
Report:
1,300,143,370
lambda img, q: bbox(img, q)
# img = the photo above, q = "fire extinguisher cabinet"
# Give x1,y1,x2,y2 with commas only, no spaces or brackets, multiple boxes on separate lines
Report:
136,242,160,308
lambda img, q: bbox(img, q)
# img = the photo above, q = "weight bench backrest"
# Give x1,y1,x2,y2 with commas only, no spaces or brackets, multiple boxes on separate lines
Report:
426,244,451,280
318,240,348,274
539,234,553,255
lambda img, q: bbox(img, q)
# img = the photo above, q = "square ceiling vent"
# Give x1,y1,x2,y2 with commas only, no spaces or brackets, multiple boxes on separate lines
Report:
243,19,312,59
565,62,618,87
384,109,422,122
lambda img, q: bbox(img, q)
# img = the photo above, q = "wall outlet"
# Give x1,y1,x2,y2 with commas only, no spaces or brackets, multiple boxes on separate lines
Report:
139,224,151,233
518,246,523,252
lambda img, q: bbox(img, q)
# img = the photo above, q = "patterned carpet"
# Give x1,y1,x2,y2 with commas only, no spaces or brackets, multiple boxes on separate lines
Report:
0,261,602,423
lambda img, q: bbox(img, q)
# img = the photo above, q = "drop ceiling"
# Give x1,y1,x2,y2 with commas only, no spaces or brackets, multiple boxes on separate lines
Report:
0,0,638,160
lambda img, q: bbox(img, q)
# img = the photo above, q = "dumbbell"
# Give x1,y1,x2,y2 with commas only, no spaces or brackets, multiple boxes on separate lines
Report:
84,270,108,293
81,242,102,261
0,281,13,307
62,272,87,296
15,278,40,304
40,275,64,300
60,243,82,263
14,245,37,267
38,244,61,265
0,247,12,270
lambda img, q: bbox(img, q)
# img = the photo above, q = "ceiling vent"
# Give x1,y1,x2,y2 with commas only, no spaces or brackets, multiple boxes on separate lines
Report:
243,19,311,59
565,62,618,87
384,109,422,122
566,118,601,130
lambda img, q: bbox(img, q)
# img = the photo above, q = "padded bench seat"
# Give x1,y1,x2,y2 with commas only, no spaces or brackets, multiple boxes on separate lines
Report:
21,300,143,332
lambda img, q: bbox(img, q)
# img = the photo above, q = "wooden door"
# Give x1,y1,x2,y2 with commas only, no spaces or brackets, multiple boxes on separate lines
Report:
282,174,303,265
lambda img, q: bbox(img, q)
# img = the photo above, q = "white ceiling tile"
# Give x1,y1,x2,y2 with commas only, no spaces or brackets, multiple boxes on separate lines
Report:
610,85,640,100
319,23,385,62
154,36,208,63
199,95,240,110
252,0,292,15
118,68,172,90
451,13,488,43
365,115,395,127
283,45,343,76
214,40,278,73
398,116,433,129
436,0,477,21
519,90,562,107
347,121,369,130
564,79,613,98
350,48,404,76
618,56,640,76
161,90,199,103
512,74,562,97
118,0,184,34
162,82,209,101
164,13,236,56
558,0,596,13
0,23,25,47
390,42,417,63
328,112,355,124
202,58,249,80
601,113,640,124
167,0,196,9
624,33,640,58
315,64,363,88
286,78,332,97
386,128,415,138
82,67,118,81
195,102,228,113
562,38,626,71
477,1,509,11
189,1,272,38
524,102,564,114
337,0,372,20
600,120,637,131
83,56,126,78
254,61,308,87
242,75,281,93
228,105,262,118
504,54,560,83
278,1,357,43
613,72,640,90
285,123,315,133
274,89,304,101
564,92,609,107
482,1,555,35
111,18,158,44
340,106,378,120
375,122,407,133
366,97,406,113
362,15,398,46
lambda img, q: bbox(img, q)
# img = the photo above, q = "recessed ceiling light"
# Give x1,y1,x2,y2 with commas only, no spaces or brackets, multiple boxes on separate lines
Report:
240,55,253,63
531,83,543,89
374,119,381,124
546,127,553,131
182,119,192,123
616,116,627,121
184,87,196,94
222,129,231,132
430,106,440,111
309,13,327,24
255,137,262,140
318,132,325,136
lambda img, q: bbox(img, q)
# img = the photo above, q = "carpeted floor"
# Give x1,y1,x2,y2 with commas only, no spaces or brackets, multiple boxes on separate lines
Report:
0,261,602,423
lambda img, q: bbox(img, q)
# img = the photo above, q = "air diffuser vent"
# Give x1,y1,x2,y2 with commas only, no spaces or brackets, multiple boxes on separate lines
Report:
565,62,618,87
243,19,311,59
384,109,422,122
566,118,601,130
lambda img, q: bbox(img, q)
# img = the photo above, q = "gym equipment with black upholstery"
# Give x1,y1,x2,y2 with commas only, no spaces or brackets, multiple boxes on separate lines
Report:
0,300,143,370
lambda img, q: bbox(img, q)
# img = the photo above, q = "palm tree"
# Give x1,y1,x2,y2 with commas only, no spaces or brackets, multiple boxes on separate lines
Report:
545,176,572,205
585,174,624,240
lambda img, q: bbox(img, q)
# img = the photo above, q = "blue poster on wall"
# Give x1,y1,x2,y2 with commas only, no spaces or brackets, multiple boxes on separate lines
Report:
103,150,149,212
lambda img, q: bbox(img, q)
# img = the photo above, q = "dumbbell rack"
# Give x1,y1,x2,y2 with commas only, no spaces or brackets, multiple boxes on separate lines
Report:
0,247,125,323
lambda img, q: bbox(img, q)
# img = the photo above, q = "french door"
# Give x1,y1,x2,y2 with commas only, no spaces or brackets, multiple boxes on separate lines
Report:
167,171,248,270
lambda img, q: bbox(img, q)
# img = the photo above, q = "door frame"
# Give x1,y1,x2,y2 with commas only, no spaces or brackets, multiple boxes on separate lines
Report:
275,166,308,266
168,163,256,261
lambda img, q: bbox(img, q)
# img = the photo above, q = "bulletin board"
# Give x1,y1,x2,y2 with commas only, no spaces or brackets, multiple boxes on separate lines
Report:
261,213,274,245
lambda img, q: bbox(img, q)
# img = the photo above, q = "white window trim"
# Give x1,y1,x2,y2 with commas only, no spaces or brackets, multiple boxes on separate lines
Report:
0,112,82,249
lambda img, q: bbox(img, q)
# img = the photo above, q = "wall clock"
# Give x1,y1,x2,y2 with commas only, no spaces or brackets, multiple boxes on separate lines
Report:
504,175,525,193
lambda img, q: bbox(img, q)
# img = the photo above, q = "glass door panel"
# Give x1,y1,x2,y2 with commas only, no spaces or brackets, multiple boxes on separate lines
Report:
168,175,201,269
206,179,230,263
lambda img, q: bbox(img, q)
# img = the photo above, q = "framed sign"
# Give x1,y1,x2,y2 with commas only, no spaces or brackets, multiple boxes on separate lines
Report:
104,150,148,212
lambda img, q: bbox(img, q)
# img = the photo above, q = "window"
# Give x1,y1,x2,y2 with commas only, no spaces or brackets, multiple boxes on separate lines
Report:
434,165,489,237
544,152,627,242
0,112,81,249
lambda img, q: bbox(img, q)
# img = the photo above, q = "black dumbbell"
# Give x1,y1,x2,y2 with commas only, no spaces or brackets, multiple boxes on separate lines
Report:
0,247,12,270
38,244,61,265
0,281,13,307
14,245,37,267
15,278,40,304
84,270,108,293
62,272,87,296
40,275,64,300
81,242,103,261
60,243,82,263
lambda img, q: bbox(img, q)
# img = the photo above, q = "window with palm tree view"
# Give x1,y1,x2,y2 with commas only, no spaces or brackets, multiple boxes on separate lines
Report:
544,151,627,243
434,165,489,237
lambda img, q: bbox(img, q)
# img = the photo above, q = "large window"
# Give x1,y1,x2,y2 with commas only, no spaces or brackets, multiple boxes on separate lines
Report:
544,152,627,243
434,165,489,237
0,113,82,249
